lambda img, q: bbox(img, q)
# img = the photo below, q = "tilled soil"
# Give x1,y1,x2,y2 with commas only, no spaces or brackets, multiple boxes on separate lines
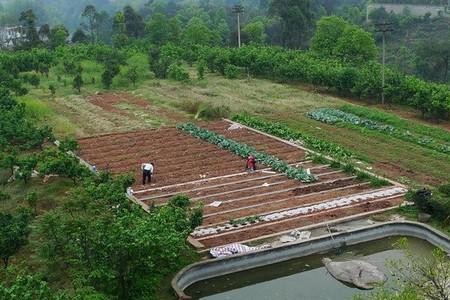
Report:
77,120,405,249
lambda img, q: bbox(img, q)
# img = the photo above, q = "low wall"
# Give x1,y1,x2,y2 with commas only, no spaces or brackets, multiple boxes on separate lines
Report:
172,221,450,299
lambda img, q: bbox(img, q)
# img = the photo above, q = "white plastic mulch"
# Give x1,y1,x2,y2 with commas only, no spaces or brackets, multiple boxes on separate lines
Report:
191,187,406,238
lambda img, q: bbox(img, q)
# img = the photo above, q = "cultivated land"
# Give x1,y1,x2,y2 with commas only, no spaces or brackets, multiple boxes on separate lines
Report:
24,70,450,186
76,120,406,249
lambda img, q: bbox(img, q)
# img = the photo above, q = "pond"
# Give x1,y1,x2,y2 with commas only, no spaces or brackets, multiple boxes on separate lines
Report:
185,236,434,300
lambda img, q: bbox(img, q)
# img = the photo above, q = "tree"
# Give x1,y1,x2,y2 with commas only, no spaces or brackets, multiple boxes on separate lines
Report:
101,64,120,89
0,209,32,268
197,60,206,80
112,12,129,48
334,25,377,65
269,0,313,48
48,84,56,97
125,66,139,87
15,156,37,184
49,25,69,49
311,16,348,58
81,5,99,44
356,240,450,300
242,21,267,45
38,176,200,299
145,13,169,45
73,65,83,93
71,28,89,44
0,192,11,210
182,17,218,46
415,39,450,83
25,192,38,215
0,275,61,300
38,148,89,184
123,5,145,38
19,9,40,49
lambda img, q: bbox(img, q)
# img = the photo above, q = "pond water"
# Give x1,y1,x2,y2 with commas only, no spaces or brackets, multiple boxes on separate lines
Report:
185,236,434,300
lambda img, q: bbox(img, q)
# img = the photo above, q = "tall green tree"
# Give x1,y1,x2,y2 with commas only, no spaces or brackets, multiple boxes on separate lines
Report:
49,25,69,49
71,28,89,44
81,5,99,44
0,209,32,268
269,0,313,48
123,5,145,38
19,9,40,49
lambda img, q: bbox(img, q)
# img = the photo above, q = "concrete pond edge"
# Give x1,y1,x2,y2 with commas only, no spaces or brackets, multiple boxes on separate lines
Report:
172,221,450,299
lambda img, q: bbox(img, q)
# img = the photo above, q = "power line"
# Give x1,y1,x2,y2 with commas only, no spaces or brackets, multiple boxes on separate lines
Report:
375,22,394,106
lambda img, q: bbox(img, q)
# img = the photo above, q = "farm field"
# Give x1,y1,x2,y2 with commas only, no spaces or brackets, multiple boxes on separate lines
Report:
77,120,406,249
26,67,449,186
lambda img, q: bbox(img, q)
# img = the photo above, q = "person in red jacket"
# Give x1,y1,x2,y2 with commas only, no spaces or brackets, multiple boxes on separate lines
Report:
246,155,256,172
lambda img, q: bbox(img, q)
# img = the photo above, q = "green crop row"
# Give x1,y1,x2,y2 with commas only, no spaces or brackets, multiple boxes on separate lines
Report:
231,114,354,160
177,123,316,183
308,108,450,155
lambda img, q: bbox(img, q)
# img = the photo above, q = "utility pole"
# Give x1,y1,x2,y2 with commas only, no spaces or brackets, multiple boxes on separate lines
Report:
375,22,393,105
232,4,244,48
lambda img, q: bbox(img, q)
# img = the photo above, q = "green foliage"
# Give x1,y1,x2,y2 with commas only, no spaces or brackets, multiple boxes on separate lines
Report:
59,137,79,152
231,114,354,159
37,175,196,299
438,184,450,197
230,215,261,226
198,45,450,120
15,155,38,184
25,192,38,214
0,208,33,268
178,123,316,183
0,274,63,300
169,194,191,208
37,148,90,184
369,177,390,187
196,60,206,80
224,64,240,79
167,63,190,82
308,108,450,155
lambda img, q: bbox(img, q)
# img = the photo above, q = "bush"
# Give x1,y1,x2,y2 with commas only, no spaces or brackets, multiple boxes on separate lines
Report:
411,188,433,214
167,63,190,81
438,183,450,197
224,64,239,79
169,194,191,208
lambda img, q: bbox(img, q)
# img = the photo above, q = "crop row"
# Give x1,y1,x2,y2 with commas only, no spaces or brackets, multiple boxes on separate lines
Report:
231,114,354,159
308,108,450,155
177,123,317,183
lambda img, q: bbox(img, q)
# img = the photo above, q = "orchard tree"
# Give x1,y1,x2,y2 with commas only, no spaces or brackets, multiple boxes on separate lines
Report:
0,275,62,300
197,60,206,80
0,192,11,210
38,148,89,184
73,67,83,93
25,192,38,215
38,176,200,299
126,66,139,87
48,84,56,97
0,209,32,268
334,25,377,65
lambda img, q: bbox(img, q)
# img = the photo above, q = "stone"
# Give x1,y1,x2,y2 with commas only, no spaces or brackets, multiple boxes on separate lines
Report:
418,213,432,223
279,235,297,243
322,258,387,289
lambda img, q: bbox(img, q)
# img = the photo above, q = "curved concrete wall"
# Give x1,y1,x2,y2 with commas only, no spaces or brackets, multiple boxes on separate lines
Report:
172,221,450,299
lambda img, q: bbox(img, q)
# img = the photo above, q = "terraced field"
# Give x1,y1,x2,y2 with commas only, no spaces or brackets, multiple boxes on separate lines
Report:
77,120,406,249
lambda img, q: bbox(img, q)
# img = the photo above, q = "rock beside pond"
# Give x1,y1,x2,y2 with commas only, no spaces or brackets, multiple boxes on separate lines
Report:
322,258,387,289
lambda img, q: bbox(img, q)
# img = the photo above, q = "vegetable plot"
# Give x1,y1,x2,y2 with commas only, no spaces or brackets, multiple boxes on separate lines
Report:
308,108,450,154
231,114,354,160
177,123,316,183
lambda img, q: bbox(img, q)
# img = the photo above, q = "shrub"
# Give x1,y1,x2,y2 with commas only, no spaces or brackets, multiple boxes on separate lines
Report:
169,194,191,208
438,183,450,197
196,60,206,80
167,63,190,81
224,64,239,79
411,188,433,214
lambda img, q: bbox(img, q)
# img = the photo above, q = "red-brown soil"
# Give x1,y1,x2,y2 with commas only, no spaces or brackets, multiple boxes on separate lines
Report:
77,120,406,249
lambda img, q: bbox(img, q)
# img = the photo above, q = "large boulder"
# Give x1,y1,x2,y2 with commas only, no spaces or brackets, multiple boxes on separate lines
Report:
322,258,387,289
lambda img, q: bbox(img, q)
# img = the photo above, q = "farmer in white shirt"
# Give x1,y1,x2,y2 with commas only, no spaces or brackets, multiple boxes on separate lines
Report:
141,162,154,185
